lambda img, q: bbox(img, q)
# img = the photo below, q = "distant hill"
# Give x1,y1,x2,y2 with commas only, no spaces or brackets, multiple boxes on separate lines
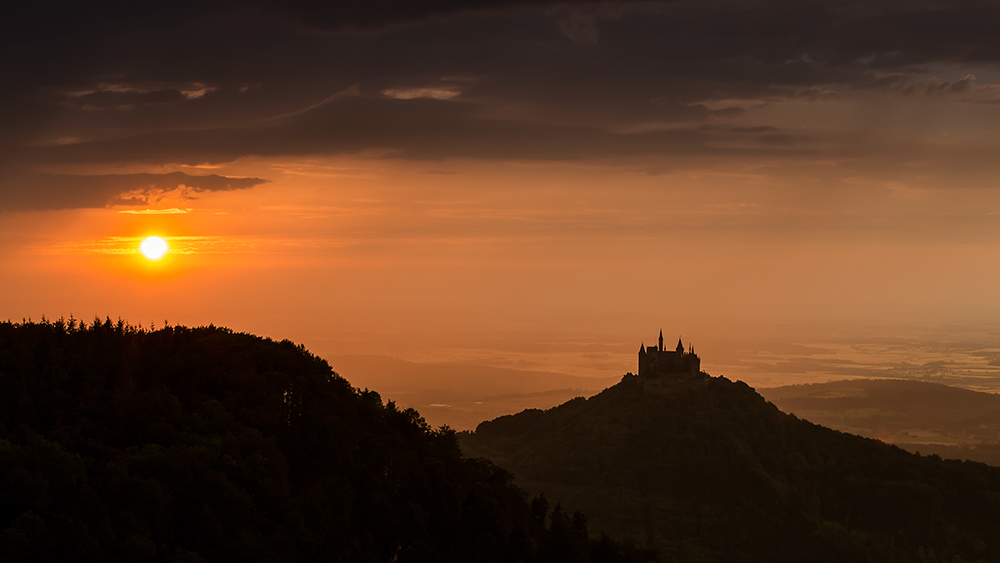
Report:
0,320,651,563
760,379,1000,465
461,375,1000,562
326,354,616,430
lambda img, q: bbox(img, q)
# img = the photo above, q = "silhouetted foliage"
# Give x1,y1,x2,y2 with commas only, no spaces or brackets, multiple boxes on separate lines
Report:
0,319,653,563
462,376,1000,563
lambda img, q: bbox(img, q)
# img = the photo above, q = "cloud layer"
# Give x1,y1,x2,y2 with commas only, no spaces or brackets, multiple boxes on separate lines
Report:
7,0,1000,208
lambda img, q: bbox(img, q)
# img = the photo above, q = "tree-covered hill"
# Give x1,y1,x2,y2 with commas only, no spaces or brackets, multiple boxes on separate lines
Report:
0,319,652,563
761,378,1000,466
461,375,1000,563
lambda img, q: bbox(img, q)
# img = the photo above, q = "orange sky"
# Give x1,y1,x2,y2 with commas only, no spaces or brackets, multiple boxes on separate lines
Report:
5,1,1000,409
6,154,1000,389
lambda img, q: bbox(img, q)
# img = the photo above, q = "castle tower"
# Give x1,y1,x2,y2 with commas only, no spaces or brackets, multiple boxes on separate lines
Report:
638,330,704,390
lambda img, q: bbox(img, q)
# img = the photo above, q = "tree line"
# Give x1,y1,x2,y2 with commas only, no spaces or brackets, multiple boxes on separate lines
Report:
0,318,654,562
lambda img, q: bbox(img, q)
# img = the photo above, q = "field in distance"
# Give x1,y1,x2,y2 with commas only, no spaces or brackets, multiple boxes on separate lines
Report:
761,378,1000,465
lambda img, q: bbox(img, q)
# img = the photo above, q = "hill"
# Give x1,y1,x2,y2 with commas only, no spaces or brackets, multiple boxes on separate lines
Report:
760,379,1000,465
0,319,652,563
461,375,1000,562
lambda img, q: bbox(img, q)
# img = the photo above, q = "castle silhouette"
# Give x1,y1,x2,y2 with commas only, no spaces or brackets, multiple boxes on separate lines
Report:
637,330,706,390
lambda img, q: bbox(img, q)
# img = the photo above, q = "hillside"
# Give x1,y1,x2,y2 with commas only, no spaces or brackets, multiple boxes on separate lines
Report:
0,319,652,563
760,379,1000,465
461,375,1000,563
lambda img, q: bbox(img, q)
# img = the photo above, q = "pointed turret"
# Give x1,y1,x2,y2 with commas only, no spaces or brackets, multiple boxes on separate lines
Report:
639,342,646,354
658,330,664,352
676,337,684,354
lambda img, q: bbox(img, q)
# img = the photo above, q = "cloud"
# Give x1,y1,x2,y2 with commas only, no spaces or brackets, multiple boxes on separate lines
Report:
10,1,1000,174
382,87,461,100
61,83,217,111
24,96,762,165
272,83,361,119
117,208,193,215
898,73,978,97
64,88,187,111
46,235,244,256
557,11,599,45
0,171,266,211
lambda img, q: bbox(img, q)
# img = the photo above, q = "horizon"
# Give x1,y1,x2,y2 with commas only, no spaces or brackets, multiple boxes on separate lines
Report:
11,314,1000,431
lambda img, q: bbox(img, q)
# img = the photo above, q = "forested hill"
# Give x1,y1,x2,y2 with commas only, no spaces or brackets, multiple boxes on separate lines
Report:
460,375,1000,563
0,319,652,563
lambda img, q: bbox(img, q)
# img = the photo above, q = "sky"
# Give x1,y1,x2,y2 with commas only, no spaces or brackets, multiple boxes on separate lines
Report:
6,0,1000,417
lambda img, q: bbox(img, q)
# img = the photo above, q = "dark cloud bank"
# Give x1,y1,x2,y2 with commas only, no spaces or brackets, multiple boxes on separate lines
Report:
5,0,1000,209
0,172,265,211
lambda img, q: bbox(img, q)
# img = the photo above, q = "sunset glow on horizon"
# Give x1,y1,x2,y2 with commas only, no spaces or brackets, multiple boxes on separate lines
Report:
6,0,1000,400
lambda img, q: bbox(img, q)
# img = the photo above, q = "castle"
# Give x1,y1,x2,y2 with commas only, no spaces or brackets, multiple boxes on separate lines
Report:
637,330,705,390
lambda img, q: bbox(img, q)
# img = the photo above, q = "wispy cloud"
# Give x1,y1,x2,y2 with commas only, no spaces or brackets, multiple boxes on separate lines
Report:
382,87,461,100
46,235,236,256
61,82,217,111
117,208,192,215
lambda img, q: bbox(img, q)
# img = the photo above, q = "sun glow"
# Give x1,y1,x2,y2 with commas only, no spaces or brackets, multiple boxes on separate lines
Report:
139,236,168,260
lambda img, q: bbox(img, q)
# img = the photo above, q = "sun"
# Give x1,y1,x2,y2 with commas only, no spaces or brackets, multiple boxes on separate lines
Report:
139,236,169,260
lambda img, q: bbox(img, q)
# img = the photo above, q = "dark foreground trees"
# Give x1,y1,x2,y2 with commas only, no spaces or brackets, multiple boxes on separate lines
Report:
0,319,653,563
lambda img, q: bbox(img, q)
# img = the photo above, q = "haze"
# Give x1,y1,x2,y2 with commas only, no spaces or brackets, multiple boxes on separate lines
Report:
5,1,1000,427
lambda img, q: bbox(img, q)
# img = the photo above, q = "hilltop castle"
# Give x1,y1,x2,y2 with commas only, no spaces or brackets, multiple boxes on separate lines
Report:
637,330,706,390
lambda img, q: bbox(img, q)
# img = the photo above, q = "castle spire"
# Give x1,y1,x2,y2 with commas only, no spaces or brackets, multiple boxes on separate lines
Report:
658,330,663,352
676,337,684,353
